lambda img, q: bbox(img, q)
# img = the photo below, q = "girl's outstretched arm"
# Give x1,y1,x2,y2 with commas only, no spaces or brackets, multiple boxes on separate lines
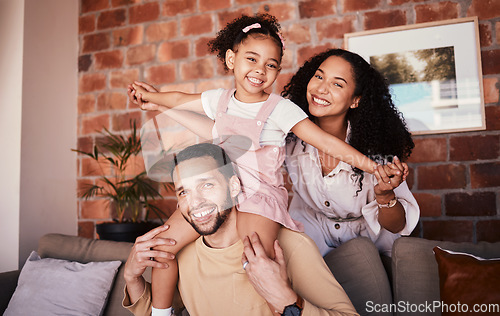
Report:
291,118,377,173
131,81,204,113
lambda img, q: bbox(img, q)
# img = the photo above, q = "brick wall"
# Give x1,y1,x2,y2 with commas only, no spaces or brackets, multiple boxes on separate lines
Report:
77,0,500,242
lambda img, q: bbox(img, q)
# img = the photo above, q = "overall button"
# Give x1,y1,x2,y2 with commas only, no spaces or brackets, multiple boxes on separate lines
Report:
256,121,262,126
324,201,330,207
273,148,278,152
334,223,340,230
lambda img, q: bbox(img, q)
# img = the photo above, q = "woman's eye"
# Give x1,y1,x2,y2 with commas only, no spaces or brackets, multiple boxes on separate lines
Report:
333,82,343,88
314,74,323,80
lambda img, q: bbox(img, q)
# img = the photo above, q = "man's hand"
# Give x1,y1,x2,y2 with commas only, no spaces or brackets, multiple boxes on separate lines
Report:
124,224,177,303
242,232,297,314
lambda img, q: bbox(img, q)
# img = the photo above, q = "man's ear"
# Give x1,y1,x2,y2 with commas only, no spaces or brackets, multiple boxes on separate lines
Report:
225,49,235,70
350,96,360,109
228,175,241,198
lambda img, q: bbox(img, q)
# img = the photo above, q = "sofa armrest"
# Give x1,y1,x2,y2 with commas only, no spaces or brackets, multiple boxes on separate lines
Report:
0,270,20,313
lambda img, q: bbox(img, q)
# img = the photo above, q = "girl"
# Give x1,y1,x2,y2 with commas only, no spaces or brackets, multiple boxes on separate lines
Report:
129,14,383,315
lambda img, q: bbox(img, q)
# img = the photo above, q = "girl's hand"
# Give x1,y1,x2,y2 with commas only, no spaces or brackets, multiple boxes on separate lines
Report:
127,81,161,111
241,232,297,314
373,156,406,196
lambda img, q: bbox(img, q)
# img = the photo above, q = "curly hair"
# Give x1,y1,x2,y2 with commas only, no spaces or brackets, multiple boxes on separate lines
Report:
282,49,414,191
208,13,284,71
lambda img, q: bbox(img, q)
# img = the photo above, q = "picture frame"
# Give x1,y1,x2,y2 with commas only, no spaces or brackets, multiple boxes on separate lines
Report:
345,17,485,135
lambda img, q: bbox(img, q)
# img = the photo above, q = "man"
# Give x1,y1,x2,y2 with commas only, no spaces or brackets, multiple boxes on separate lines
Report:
123,143,358,316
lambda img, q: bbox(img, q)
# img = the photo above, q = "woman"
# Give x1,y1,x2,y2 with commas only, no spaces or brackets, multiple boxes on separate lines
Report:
282,49,419,258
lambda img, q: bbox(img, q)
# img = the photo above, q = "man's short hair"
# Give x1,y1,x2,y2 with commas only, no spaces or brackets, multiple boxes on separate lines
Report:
172,143,236,180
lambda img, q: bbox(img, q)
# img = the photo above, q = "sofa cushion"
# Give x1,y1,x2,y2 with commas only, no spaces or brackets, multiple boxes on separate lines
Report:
4,251,121,316
392,237,500,316
434,246,500,315
324,237,393,316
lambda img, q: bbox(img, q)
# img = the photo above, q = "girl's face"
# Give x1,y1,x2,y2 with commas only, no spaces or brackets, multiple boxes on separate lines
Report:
306,56,360,119
225,35,282,103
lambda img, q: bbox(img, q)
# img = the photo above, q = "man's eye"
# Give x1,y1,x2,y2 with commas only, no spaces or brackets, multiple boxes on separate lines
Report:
177,190,186,197
203,183,214,189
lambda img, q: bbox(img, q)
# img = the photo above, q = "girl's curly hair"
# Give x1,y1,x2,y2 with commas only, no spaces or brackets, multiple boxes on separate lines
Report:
208,13,284,70
282,49,414,192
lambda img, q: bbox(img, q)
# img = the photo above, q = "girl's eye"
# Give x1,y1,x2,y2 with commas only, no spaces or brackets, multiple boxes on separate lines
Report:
267,63,278,69
247,57,256,62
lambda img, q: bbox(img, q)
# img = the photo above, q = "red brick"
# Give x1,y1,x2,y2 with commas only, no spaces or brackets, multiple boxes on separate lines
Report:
450,135,499,161
477,220,500,242
467,0,500,20
481,49,500,75
479,23,493,47
112,0,140,7
275,72,294,96
110,69,140,89
217,8,253,29
284,23,311,45
417,164,466,190
444,191,496,216
126,44,156,65
79,55,92,72
496,22,500,45
422,220,473,242
113,26,144,46
485,106,500,131
197,78,233,92
297,44,335,67
407,137,447,163
158,40,190,62
257,3,296,21
484,78,499,104
471,162,500,188
180,14,213,36
94,50,124,69
79,73,107,93
97,92,127,111
195,37,211,57
342,0,381,13
364,10,406,30
79,14,95,34
78,221,95,239
200,0,230,12
317,16,355,41
112,112,142,132
81,199,110,219
162,0,196,16
81,156,112,177
146,21,177,42
97,9,126,30
413,193,441,217
76,136,94,154
414,2,459,23
235,0,262,3
81,114,110,136
130,2,160,24
78,94,96,114
81,0,109,13
180,58,214,81
299,0,336,18
145,64,176,85
82,33,110,53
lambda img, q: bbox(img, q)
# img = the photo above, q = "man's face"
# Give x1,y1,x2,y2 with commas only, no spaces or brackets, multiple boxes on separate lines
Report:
172,156,237,235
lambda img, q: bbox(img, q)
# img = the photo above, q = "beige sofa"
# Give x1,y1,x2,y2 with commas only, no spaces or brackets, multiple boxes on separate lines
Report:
1,234,499,315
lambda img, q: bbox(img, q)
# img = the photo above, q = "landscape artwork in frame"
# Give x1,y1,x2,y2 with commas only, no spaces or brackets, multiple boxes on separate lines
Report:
345,17,485,135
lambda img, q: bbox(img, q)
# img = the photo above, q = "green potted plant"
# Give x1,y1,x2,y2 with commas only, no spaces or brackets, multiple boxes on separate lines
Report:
73,120,170,242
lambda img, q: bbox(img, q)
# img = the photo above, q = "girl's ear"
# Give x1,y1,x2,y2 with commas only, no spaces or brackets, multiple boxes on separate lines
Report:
225,49,236,70
350,96,360,109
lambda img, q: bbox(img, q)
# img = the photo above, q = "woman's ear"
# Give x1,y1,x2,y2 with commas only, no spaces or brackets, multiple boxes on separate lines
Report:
229,175,241,198
225,49,235,70
350,96,360,109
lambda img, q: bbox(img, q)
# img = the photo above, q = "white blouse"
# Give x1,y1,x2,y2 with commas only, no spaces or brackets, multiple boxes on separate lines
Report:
285,137,420,257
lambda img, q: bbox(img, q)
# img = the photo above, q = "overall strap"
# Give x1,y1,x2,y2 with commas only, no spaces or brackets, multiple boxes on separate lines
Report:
255,93,284,123
216,89,236,114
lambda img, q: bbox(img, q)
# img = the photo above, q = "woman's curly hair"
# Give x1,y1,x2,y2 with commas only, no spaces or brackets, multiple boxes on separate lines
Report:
282,49,414,191
208,13,284,70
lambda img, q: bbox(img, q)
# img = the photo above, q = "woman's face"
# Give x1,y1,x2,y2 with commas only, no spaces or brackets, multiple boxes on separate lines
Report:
306,56,359,119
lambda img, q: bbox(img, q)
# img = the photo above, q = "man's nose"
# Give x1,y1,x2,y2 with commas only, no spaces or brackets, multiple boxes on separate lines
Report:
188,190,205,208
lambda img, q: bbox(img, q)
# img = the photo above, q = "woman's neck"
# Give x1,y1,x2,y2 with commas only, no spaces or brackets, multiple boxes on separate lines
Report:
315,115,349,140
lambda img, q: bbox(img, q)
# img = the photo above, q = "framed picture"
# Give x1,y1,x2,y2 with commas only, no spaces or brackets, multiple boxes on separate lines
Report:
345,17,485,135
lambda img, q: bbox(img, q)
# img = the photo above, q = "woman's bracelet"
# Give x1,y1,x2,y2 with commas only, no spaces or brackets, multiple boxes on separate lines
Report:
378,197,398,208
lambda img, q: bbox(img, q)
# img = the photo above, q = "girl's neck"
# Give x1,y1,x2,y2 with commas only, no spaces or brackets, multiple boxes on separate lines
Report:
234,90,269,103
315,115,349,140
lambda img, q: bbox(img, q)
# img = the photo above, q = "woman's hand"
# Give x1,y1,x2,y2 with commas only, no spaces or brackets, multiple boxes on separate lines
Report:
373,156,406,196
241,232,297,314
127,81,161,111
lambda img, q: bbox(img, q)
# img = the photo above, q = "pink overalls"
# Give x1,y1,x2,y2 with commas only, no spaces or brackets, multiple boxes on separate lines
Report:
212,89,303,232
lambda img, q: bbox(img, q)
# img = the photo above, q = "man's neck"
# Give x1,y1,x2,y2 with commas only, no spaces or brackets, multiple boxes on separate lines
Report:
202,208,240,249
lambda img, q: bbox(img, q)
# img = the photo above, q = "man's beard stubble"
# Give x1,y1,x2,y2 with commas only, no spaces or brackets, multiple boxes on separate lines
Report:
183,191,234,236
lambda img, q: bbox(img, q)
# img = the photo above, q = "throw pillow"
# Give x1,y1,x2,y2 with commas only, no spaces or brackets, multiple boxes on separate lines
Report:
4,251,121,316
433,246,500,315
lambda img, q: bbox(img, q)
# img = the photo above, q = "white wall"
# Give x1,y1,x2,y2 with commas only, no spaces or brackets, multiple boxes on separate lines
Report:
0,0,78,272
